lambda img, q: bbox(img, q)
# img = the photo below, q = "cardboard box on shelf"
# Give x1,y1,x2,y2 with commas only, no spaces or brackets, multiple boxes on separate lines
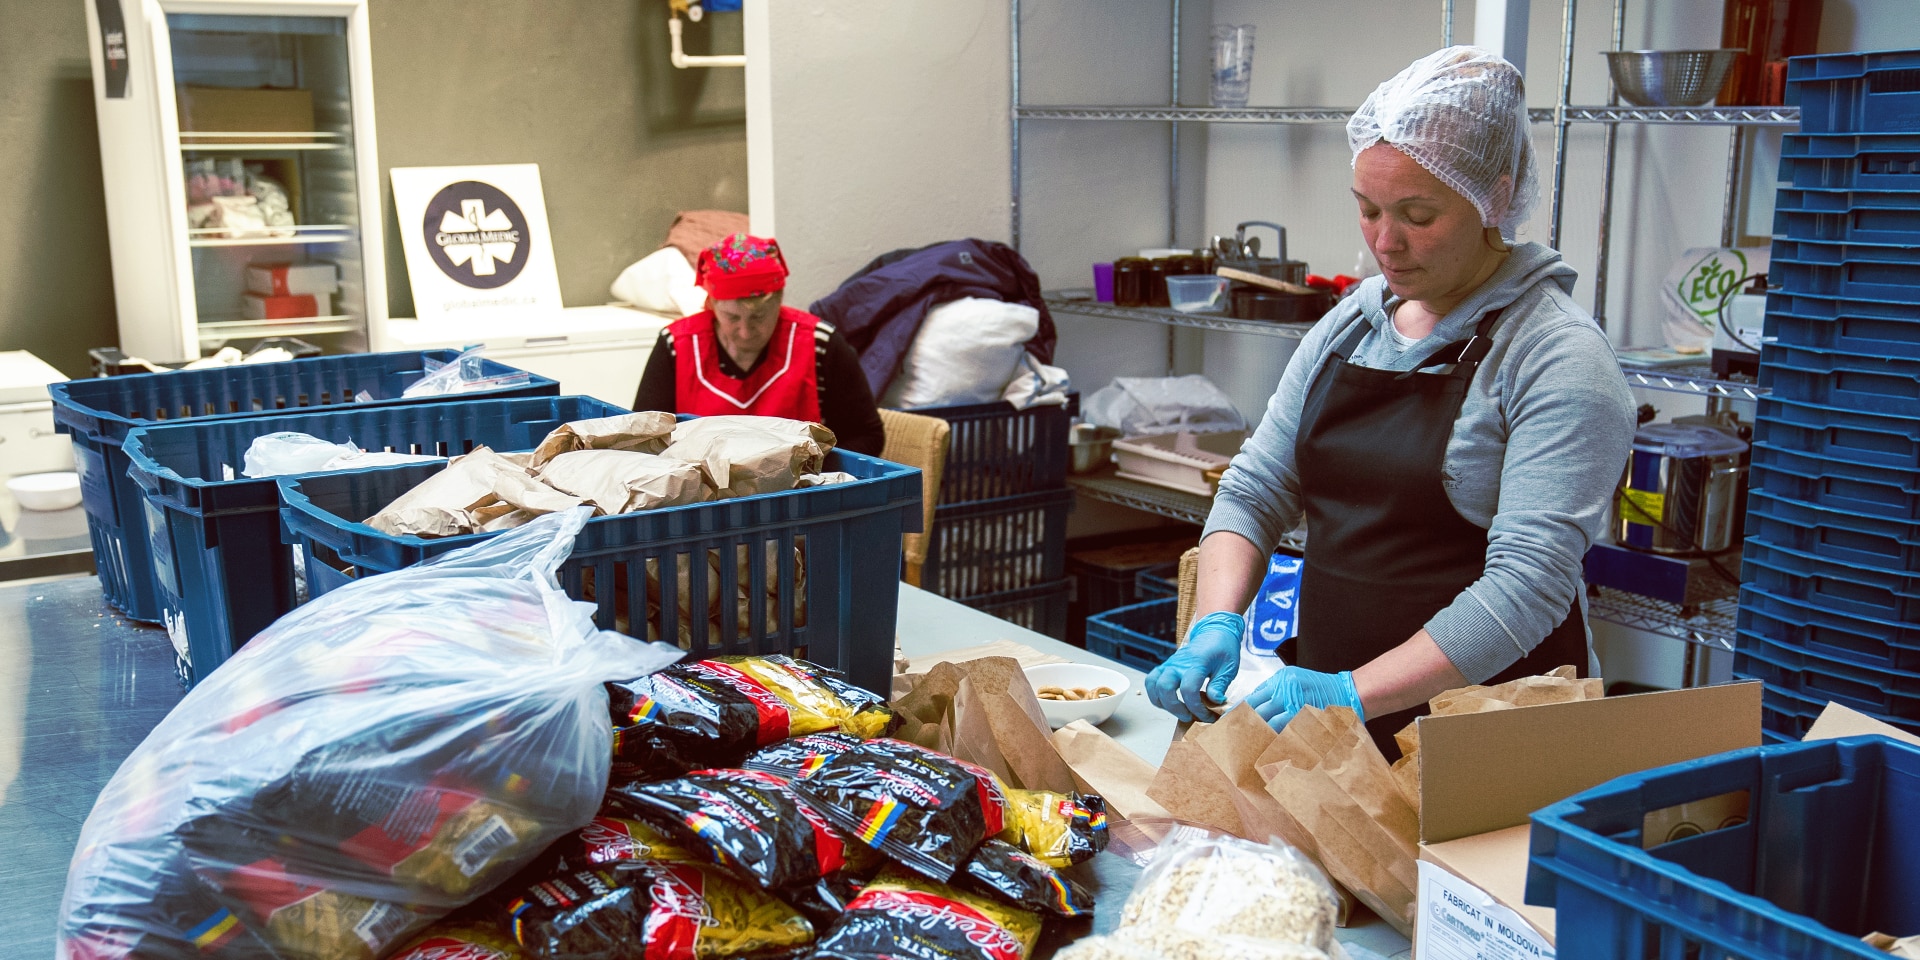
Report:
1804,701,1920,748
242,293,320,321
176,86,315,143
1412,682,1762,960
246,262,338,299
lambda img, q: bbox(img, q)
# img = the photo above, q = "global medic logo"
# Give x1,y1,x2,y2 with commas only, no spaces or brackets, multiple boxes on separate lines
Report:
423,180,528,289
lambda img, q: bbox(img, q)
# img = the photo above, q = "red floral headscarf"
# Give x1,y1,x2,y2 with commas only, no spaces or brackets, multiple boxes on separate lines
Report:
695,233,789,301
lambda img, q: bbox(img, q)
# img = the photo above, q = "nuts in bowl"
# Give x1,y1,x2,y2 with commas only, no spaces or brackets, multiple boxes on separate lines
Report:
1024,662,1131,730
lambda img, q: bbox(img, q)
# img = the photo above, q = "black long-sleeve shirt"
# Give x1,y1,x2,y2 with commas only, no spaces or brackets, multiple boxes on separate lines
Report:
632,324,888,456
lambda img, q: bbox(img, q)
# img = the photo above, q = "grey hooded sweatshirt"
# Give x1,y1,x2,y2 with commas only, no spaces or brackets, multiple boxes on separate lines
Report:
1203,242,1636,683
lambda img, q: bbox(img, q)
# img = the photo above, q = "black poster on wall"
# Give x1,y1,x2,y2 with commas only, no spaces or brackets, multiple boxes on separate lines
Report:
95,0,129,98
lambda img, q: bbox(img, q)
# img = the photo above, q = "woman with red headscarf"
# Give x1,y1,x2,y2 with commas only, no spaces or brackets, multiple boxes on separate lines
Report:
632,234,887,455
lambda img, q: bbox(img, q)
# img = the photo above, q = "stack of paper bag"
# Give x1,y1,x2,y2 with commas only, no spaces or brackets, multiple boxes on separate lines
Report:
890,656,1077,793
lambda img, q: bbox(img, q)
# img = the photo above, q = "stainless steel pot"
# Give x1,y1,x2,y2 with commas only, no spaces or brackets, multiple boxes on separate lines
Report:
1615,423,1749,555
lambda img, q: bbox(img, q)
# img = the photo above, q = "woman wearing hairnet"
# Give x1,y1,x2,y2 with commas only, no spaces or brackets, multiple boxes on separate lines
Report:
1145,47,1636,759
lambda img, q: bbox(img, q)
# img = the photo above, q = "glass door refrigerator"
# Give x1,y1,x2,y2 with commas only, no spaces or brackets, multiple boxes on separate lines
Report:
84,0,387,363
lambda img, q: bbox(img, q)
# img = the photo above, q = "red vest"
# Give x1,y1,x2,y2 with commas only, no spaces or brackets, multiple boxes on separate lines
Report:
669,306,822,421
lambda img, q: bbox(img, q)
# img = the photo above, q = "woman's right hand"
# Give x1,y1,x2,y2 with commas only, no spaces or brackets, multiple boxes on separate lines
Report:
1145,611,1244,722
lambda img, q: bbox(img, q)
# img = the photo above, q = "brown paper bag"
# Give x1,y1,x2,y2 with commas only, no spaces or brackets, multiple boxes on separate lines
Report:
662,416,835,497
1049,720,1169,821
1390,665,1602,810
1260,706,1419,937
529,411,678,467
366,446,583,537
894,640,1073,698
1865,933,1920,958
890,657,1077,793
536,449,709,514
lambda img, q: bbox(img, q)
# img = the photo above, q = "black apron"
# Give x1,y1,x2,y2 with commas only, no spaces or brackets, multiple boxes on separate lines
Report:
1292,308,1589,760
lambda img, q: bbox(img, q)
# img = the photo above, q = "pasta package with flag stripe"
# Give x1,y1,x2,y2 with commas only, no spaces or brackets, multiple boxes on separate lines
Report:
608,656,896,782
493,861,814,960
812,867,1043,960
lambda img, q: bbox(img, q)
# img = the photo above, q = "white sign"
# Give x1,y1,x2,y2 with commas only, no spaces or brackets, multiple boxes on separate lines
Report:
1415,861,1555,960
391,164,563,323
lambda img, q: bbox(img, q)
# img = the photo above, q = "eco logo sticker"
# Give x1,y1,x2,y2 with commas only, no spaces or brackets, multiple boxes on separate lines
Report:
424,181,528,289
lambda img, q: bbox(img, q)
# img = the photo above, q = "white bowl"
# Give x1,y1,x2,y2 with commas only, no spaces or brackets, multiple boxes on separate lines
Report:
1025,662,1132,729
7,471,82,511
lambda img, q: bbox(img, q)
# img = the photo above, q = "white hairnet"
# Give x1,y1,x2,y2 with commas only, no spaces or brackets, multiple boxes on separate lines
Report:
1348,46,1540,235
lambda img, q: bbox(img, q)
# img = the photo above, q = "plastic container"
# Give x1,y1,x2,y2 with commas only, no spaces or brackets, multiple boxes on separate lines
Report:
1775,200,1920,245
1741,581,1920,675
48,350,557,621
1786,48,1920,134
1165,275,1227,313
1527,735,1920,960
1746,487,1920,571
123,395,627,688
277,450,923,697
1112,430,1242,497
1085,597,1178,672
1743,536,1920,622
1759,342,1920,416
904,395,1076,504
1134,560,1182,600
1776,148,1920,191
1753,441,1920,520
1759,682,1826,740
1771,237,1920,266
1772,256,1920,303
921,488,1073,601
957,578,1072,640
1066,528,1198,622
1754,396,1920,470
1765,294,1920,362
1736,631,1920,721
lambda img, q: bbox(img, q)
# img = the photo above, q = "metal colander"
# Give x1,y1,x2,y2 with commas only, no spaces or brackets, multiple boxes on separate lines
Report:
1603,49,1743,107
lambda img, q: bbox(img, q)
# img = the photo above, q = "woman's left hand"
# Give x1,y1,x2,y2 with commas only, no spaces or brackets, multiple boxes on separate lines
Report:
1245,665,1365,733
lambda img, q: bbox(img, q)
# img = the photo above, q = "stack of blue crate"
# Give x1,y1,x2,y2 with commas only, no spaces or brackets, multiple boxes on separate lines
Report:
1736,49,1920,741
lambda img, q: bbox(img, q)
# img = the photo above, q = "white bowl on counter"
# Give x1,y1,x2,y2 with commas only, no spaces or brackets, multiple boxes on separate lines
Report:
1025,662,1132,729
7,471,82,511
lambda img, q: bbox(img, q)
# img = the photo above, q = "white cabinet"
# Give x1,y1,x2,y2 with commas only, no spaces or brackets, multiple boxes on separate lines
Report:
83,0,387,363
385,306,674,408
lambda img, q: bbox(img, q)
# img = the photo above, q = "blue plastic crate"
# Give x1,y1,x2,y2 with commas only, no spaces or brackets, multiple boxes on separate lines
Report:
1741,582,1920,674
1777,148,1920,191
921,488,1073,600
47,350,558,621
1754,396,1920,470
1771,237,1920,266
903,394,1076,504
1736,631,1920,721
1085,597,1178,672
1134,560,1181,600
955,578,1072,641
1783,131,1920,157
278,450,922,696
1765,296,1920,362
1744,536,1920,622
1758,341,1920,416
1775,204,1920,245
1772,256,1920,304
1527,736,1920,960
1753,442,1920,520
122,395,627,688
1787,48,1920,134
1746,488,1920,571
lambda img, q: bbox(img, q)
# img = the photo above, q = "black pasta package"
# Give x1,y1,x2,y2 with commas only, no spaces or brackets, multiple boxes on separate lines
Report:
958,840,1094,919
741,732,865,779
605,768,858,893
811,868,1041,960
608,657,893,782
496,861,814,960
789,738,1009,882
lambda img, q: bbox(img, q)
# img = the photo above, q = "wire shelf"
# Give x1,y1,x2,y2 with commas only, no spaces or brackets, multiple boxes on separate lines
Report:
1588,586,1738,651
1620,362,1768,400
1045,295,1315,339
1070,471,1213,526
1017,105,1801,126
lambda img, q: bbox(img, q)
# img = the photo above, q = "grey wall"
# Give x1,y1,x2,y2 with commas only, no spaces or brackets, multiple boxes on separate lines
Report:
0,0,116,378
0,0,747,376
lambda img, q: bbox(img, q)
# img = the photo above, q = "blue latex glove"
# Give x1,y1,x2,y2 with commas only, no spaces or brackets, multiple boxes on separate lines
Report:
1246,665,1365,733
1145,611,1243,722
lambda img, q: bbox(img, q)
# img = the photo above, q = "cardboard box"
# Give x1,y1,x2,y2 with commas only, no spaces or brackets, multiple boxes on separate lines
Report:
1412,682,1762,960
243,293,319,321
1805,701,1920,747
176,86,314,144
247,261,339,298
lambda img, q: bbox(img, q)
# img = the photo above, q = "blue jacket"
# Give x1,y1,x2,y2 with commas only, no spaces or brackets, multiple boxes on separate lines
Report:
809,239,1057,397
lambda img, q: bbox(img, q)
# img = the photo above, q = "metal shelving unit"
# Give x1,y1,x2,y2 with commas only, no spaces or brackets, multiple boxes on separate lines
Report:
1016,104,1799,126
1587,587,1738,651
1069,469,1212,526
1620,362,1768,401
1043,295,1314,339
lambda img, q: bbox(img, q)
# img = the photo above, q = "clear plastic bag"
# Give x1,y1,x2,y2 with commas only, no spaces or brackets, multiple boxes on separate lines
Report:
241,431,444,478
402,346,534,398
1083,375,1246,437
1116,833,1339,954
56,508,684,960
